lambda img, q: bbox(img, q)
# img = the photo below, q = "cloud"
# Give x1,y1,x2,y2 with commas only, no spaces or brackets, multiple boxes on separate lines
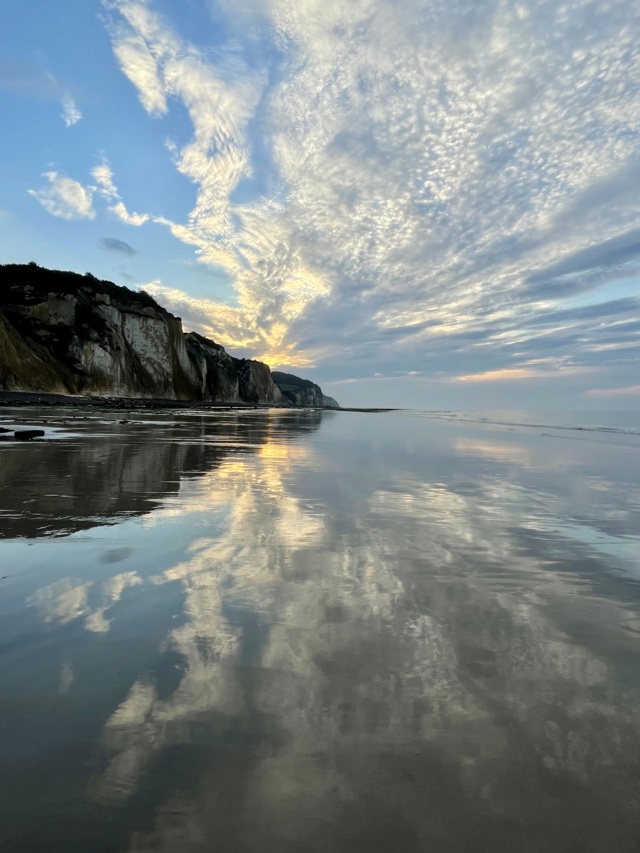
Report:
104,0,328,359
524,229,640,298
102,0,640,392
0,58,63,99
91,161,150,225
456,368,548,384
585,385,640,398
454,364,592,383
92,163,118,199
28,159,152,228
61,94,82,127
111,201,149,226
100,237,137,255
1,62,82,128
28,172,95,220
107,19,168,115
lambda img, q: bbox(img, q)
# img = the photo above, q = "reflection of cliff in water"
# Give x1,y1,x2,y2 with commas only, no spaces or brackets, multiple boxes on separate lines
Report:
0,409,325,539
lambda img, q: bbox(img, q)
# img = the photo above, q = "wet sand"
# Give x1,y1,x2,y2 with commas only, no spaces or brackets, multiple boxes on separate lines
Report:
1,407,640,852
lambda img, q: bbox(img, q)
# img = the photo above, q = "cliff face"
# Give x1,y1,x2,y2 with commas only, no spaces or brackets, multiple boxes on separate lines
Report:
0,310,71,393
0,264,336,407
271,371,339,408
321,394,340,408
185,332,240,402
238,359,283,404
184,333,282,405
1,266,196,398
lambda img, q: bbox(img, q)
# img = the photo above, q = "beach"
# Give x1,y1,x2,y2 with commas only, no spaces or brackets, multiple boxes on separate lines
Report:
1,407,640,852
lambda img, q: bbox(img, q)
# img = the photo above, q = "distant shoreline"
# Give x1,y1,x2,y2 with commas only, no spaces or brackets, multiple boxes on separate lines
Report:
0,391,396,413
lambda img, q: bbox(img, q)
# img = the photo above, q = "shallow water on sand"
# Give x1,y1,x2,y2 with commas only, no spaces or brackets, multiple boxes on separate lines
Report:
1,407,640,853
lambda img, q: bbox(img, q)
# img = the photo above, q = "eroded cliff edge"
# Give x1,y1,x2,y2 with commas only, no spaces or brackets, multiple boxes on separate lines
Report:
0,263,338,407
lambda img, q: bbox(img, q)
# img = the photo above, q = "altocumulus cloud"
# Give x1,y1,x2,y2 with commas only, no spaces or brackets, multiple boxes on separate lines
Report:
99,0,640,395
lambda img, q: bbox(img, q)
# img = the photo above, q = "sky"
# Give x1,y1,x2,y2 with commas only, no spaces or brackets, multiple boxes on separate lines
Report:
1,0,640,409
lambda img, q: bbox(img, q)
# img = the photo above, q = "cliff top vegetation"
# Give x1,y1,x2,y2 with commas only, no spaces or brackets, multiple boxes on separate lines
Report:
0,263,175,318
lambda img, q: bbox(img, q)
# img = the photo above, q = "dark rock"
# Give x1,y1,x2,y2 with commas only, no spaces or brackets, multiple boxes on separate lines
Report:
13,429,45,441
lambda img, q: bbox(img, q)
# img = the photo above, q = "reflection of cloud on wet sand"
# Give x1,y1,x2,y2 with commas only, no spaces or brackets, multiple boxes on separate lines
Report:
25,422,640,850
28,578,92,625
85,572,143,633
93,442,327,804
102,458,640,849
28,572,144,634
455,437,535,466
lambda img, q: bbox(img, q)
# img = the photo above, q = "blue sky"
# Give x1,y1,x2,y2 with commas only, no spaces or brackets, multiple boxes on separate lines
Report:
1,0,640,408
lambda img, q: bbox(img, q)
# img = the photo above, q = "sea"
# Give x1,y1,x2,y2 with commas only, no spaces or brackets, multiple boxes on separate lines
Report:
1,407,639,852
